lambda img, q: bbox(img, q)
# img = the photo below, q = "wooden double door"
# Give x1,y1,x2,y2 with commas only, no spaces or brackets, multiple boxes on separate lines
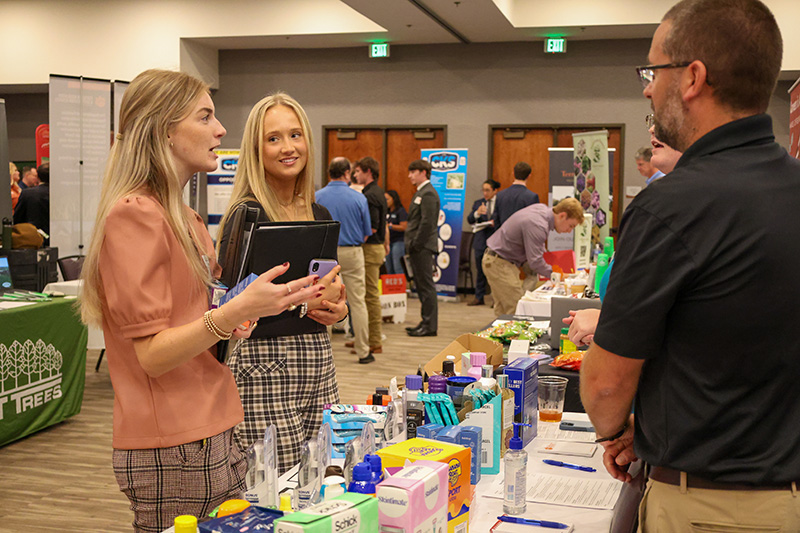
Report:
490,125,624,226
324,127,446,211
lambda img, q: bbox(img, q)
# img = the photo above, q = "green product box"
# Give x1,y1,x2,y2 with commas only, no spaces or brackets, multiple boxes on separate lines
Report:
274,492,378,533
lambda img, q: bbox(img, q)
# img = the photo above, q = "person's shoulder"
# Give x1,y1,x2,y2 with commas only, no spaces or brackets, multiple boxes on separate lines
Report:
313,202,332,220
108,194,163,218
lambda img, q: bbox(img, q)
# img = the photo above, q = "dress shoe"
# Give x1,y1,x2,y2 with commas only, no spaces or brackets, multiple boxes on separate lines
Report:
405,323,423,332
407,326,437,337
358,353,376,364
345,341,354,348
467,299,485,306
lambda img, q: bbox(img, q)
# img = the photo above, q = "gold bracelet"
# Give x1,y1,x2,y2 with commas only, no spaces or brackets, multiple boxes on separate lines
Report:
203,310,232,340
216,307,235,332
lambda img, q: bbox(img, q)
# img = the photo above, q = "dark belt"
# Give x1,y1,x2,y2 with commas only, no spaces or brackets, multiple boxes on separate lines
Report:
650,466,797,491
485,248,509,262
339,244,361,247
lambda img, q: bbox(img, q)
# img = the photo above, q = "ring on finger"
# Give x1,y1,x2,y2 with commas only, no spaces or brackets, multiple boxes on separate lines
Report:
287,303,297,312
286,285,292,295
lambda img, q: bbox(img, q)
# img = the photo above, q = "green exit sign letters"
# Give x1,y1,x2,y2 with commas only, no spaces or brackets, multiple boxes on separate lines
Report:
369,43,390,58
545,38,567,54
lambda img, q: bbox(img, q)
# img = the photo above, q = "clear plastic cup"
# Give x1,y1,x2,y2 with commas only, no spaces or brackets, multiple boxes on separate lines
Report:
538,376,569,422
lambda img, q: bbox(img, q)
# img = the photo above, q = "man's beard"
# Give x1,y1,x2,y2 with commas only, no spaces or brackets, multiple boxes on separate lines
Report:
653,78,690,153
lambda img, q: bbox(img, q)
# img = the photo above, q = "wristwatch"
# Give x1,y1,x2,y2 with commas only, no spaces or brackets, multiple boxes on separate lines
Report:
595,424,627,443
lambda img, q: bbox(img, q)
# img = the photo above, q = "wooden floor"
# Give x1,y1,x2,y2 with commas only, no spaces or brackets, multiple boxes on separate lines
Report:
0,295,495,532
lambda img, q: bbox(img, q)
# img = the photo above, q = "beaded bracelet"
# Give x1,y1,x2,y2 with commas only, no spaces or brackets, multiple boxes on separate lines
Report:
203,310,232,340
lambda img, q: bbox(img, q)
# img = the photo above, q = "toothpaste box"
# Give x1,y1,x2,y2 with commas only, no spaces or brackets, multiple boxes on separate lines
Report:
435,425,462,446
377,460,448,533
458,425,482,485
274,492,377,533
417,423,444,440
377,438,471,533
504,357,539,447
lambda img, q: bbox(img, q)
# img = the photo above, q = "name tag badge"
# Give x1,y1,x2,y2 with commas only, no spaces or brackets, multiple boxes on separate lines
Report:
414,196,422,205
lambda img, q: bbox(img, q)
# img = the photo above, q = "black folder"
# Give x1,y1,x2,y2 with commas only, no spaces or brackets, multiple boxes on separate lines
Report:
247,220,340,283
218,203,261,288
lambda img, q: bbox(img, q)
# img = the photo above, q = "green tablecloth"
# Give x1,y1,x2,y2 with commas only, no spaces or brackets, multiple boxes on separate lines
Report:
0,298,88,447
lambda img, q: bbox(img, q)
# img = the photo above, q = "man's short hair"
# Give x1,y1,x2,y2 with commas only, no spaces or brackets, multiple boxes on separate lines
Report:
408,159,432,178
36,163,49,184
554,197,584,221
635,147,654,162
485,178,500,190
662,0,782,113
328,157,350,180
513,162,532,181
22,166,34,176
356,156,380,179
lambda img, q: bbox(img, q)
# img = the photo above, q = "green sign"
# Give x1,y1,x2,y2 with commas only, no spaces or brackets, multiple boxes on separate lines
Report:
545,38,567,54
369,43,390,58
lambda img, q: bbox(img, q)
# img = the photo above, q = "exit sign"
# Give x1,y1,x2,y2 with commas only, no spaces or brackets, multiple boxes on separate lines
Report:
369,43,390,58
545,38,567,54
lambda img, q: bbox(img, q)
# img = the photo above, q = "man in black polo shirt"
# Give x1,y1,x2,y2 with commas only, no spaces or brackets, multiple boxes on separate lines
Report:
581,0,800,530
491,161,539,228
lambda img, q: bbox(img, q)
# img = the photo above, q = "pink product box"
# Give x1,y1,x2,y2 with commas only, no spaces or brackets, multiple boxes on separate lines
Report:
377,460,448,533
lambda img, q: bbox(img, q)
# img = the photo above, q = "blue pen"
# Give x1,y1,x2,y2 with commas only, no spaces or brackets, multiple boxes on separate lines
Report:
542,459,596,472
497,515,570,529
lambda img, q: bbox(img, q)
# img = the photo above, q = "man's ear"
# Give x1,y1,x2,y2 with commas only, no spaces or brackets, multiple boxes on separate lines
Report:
681,60,710,103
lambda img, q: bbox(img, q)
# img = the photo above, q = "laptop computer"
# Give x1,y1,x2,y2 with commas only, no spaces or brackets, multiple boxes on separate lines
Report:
0,256,13,293
549,296,602,349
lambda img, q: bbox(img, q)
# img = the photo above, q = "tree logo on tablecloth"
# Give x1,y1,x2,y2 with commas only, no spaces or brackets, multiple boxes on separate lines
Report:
0,339,63,420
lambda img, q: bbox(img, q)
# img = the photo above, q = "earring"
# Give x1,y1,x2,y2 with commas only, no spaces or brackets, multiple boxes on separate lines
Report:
169,142,174,148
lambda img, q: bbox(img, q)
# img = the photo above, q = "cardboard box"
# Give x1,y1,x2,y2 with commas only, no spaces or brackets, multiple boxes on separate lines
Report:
274,492,377,533
377,438,471,533
425,333,503,378
377,460,448,533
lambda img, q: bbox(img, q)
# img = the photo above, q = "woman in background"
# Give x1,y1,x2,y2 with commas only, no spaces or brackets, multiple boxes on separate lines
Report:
384,189,407,275
80,70,322,532
9,162,20,210
218,92,347,474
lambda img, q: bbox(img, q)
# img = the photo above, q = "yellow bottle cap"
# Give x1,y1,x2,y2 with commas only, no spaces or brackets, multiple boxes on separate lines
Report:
279,493,293,513
174,515,197,533
217,499,251,518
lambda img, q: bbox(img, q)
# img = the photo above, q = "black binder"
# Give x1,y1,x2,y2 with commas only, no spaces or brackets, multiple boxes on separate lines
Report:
247,220,340,283
218,203,261,288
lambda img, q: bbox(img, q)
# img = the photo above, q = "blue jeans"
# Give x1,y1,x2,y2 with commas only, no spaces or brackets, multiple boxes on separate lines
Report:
386,240,406,275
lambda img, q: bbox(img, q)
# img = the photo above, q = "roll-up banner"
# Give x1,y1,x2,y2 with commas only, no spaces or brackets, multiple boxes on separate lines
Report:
0,99,11,222
790,76,800,160
207,149,238,241
572,131,610,245
49,75,111,257
420,148,467,299
35,125,49,166
113,80,129,136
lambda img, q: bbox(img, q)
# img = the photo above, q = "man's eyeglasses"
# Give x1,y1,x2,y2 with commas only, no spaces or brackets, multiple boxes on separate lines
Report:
645,114,654,129
636,62,692,88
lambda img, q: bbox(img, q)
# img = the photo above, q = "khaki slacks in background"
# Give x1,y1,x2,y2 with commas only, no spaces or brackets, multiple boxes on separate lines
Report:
639,478,800,532
337,246,369,359
482,250,524,317
362,243,384,347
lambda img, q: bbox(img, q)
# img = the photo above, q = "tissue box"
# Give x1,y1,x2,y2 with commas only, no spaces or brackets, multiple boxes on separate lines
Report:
377,438,471,533
377,460,448,533
504,357,539,447
274,492,377,532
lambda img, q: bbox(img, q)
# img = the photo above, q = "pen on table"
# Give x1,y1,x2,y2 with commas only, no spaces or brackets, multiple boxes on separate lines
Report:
497,515,570,529
542,459,596,472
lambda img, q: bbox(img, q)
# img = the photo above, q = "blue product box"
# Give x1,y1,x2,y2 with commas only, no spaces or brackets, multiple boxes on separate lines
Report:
417,423,444,440
218,273,258,307
458,425,482,485
504,357,539,446
435,425,462,446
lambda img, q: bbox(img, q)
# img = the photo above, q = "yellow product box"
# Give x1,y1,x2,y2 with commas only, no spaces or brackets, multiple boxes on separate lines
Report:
376,438,471,533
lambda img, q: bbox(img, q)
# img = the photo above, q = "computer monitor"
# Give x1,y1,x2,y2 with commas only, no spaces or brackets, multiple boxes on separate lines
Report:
0,256,13,290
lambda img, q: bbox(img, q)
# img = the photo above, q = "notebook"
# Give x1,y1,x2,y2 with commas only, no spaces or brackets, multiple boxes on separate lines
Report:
549,296,602,349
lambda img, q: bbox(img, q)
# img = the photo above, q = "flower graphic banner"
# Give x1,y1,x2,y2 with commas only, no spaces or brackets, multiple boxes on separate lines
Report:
572,131,610,245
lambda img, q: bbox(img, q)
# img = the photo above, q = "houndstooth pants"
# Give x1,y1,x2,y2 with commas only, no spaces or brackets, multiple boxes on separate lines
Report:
227,331,339,475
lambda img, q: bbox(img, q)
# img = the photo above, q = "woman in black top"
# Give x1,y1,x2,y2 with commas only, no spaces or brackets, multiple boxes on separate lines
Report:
384,189,408,275
217,92,347,474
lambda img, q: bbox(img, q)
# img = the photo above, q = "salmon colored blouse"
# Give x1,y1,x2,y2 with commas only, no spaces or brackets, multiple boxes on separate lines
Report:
99,195,243,449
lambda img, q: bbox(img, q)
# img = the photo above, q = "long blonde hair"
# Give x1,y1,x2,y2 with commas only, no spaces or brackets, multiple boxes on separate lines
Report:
218,92,316,242
80,69,213,327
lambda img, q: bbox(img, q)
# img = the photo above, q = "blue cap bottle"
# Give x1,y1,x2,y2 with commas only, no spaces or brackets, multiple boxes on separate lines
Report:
348,461,376,496
365,453,383,484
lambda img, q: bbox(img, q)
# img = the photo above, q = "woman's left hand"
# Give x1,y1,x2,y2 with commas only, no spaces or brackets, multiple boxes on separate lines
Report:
308,285,348,325
308,266,343,311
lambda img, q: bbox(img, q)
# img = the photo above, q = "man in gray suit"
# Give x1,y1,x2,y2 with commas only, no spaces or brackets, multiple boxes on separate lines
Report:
404,159,440,337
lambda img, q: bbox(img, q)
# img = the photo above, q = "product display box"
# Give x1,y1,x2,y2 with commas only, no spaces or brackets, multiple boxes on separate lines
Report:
463,390,502,476
377,438,471,533
424,333,503,378
504,357,539,446
274,492,377,532
377,460,448,533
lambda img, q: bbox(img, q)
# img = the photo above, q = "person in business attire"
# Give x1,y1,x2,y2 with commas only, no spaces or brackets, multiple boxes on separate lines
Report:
353,156,387,353
466,178,500,306
581,1,800,530
316,157,374,364
18,166,39,190
492,161,539,228
404,159,440,337
14,162,50,244
635,146,665,186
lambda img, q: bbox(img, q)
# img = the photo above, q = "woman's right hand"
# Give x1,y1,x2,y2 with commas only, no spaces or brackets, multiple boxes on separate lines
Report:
222,262,324,326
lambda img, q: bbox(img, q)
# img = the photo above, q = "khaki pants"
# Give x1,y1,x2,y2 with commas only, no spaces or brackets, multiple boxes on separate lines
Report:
362,243,384,347
482,250,523,317
337,246,369,359
639,478,800,532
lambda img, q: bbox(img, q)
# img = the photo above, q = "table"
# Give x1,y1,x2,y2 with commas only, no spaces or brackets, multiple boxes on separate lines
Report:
43,280,105,351
0,298,88,447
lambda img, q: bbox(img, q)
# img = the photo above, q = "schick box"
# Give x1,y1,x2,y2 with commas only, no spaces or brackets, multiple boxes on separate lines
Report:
274,492,377,532
377,438,471,533
504,357,538,446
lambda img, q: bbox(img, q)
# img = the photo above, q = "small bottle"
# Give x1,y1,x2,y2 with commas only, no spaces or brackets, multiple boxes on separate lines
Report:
496,374,515,457
560,327,577,355
348,462,376,496
479,365,497,390
503,423,531,515
174,515,198,533
441,359,456,377
467,352,486,380
428,374,448,394
405,375,425,438
366,453,384,484
594,253,609,294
